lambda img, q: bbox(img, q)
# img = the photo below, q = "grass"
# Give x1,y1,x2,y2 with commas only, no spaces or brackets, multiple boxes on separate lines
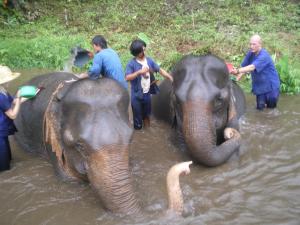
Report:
0,0,299,93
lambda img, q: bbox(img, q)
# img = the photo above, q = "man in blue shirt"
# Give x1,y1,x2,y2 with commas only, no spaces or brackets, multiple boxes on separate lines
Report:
76,35,128,89
231,34,280,110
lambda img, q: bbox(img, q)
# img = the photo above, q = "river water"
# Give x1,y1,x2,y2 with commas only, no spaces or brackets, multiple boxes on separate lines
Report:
0,70,299,225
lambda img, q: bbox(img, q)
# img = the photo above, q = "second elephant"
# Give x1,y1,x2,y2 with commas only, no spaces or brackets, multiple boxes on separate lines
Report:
152,54,246,167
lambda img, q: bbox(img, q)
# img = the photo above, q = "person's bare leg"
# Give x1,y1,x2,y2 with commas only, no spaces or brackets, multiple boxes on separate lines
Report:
143,117,150,128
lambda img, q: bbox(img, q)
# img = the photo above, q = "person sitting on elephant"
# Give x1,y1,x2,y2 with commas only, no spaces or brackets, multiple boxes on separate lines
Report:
230,34,280,110
76,35,128,89
0,66,27,171
125,39,173,129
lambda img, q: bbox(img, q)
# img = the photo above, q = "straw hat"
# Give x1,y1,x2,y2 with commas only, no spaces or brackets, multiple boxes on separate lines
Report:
0,65,21,84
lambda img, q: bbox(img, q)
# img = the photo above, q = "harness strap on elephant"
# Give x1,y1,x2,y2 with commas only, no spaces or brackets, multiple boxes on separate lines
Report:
43,82,76,177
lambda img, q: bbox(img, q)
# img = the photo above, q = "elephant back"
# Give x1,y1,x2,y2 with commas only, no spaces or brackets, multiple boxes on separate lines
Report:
14,72,74,157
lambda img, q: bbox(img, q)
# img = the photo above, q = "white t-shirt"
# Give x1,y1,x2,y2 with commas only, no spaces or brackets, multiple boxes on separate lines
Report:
136,58,150,93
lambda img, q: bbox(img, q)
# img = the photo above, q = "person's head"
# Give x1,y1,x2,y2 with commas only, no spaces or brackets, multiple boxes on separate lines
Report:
92,35,108,52
130,39,146,58
249,34,262,54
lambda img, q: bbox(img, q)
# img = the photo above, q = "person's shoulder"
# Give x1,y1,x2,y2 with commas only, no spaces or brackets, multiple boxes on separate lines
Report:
258,49,272,59
126,58,137,65
0,92,8,99
0,92,10,107
146,57,158,65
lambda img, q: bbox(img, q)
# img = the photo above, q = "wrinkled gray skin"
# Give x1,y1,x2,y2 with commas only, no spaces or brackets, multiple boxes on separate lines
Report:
15,73,141,214
152,55,246,167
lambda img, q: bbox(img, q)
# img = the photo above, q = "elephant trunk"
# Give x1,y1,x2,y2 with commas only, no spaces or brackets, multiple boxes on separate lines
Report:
167,161,192,215
87,145,141,215
182,101,241,167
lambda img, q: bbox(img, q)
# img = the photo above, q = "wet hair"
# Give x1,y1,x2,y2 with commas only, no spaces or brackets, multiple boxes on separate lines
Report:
130,39,146,57
92,35,108,49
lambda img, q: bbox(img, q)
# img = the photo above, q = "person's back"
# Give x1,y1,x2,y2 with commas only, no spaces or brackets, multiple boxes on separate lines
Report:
75,35,128,89
90,48,127,89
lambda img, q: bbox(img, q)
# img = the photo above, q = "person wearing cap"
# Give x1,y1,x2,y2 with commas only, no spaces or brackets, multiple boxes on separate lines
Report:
125,39,173,130
230,34,280,110
75,35,128,89
0,66,26,171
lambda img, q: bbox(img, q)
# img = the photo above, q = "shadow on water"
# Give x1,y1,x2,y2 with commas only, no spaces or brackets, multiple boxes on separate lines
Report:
1,71,300,225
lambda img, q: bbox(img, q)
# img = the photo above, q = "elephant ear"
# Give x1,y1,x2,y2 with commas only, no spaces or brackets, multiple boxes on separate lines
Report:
227,83,239,129
43,82,80,180
170,90,178,128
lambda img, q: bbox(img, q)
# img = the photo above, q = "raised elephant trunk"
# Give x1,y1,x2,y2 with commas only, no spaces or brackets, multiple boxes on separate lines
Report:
167,161,192,215
87,145,141,215
88,144,192,216
182,101,241,167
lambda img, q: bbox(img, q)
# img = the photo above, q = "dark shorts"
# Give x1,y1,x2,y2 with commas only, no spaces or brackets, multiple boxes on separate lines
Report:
131,92,151,130
256,88,280,110
0,136,12,171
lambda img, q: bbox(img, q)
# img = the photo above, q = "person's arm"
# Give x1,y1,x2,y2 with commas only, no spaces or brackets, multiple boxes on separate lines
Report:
231,64,255,81
76,72,89,79
159,68,173,82
126,67,149,81
5,91,22,120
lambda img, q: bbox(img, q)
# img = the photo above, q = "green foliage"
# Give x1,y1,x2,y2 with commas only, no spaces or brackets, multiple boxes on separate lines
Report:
275,55,300,94
0,0,299,94
0,35,87,69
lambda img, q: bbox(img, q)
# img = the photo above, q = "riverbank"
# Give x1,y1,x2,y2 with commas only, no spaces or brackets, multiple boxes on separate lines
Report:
0,0,299,93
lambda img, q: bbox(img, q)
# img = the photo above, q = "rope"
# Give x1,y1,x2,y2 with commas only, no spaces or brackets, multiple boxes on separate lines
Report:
43,82,65,163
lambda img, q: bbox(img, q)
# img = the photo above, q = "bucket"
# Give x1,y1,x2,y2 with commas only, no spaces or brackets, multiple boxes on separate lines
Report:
19,85,38,98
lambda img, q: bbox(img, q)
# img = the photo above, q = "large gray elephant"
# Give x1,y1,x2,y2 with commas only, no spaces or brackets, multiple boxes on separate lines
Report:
152,54,246,167
14,72,191,215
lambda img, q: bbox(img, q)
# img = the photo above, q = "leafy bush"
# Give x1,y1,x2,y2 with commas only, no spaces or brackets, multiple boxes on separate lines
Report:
275,55,300,94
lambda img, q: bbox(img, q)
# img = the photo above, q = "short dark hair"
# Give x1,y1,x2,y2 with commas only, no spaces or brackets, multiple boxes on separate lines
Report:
92,35,108,49
130,39,146,56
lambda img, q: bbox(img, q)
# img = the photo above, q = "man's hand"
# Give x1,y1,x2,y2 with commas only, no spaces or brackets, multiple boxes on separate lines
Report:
65,79,77,83
139,66,149,75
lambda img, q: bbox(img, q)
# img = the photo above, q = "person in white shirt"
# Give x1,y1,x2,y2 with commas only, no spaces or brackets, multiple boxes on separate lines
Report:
125,39,173,129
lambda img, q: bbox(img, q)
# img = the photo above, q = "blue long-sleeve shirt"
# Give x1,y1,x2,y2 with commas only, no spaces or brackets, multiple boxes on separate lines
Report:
241,48,280,95
0,92,17,137
88,48,128,89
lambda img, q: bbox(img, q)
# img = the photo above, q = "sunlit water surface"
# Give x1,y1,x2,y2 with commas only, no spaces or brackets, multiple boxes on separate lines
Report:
0,70,299,225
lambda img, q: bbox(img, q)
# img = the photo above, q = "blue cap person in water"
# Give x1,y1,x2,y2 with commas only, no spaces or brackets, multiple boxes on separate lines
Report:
0,66,28,171
75,35,128,89
230,34,280,110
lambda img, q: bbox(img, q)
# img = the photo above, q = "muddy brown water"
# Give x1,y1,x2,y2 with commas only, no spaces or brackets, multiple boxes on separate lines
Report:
0,70,299,225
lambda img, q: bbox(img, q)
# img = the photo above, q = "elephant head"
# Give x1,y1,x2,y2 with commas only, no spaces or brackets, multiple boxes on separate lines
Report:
42,77,142,214
15,72,192,216
170,55,245,166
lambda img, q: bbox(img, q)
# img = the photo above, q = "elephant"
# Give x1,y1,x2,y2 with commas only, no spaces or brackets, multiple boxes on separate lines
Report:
14,72,192,215
152,54,246,167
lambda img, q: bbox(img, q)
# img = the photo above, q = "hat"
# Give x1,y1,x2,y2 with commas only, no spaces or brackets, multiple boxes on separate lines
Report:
0,65,21,84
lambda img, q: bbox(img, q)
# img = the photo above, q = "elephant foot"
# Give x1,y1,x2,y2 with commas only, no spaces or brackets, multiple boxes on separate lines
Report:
166,161,192,215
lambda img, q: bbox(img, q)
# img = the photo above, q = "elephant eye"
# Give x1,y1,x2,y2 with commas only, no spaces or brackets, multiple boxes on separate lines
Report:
213,96,224,110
